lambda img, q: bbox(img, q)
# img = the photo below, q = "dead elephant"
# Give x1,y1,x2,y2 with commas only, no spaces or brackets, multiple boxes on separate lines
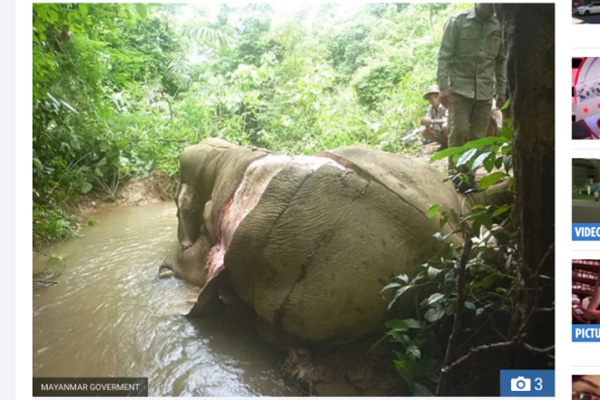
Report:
160,138,476,344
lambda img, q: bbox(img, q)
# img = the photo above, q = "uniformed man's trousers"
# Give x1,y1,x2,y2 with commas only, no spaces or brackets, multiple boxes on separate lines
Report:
448,93,493,148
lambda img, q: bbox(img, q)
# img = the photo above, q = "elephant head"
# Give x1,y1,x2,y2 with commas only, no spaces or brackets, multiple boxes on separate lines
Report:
161,138,270,288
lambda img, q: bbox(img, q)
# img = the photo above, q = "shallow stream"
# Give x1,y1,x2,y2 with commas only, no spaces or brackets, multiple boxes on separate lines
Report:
32,201,297,396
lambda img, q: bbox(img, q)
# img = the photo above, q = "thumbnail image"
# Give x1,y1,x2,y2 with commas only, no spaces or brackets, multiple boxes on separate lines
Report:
573,375,600,399
573,159,600,223
573,58,600,139
573,1,600,24
573,260,600,324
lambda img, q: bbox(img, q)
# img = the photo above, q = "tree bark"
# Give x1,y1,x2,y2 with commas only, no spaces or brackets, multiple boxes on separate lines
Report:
497,2,555,364
437,6,555,395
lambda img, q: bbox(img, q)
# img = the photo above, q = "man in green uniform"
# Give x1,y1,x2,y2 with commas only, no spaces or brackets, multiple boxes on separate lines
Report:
437,3,507,151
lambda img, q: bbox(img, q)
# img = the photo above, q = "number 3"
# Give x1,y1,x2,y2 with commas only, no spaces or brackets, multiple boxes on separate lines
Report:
535,377,543,391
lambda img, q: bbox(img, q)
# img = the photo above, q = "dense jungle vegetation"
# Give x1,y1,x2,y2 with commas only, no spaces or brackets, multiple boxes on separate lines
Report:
33,4,555,395
33,2,472,243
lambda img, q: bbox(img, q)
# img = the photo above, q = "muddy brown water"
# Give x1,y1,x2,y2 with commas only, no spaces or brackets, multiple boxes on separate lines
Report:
32,201,298,396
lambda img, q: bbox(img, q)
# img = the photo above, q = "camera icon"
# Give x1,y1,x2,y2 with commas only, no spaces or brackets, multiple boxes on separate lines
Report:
511,376,531,392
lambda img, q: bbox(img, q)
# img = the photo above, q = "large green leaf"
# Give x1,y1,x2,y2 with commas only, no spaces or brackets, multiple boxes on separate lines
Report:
394,359,415,387
424,306,445,322
472,151,492,170
456,148,478,168
472,214,493,235
388,285,413,310
427,204,440,218
430,136,509,162
429,146,466,162
386,319,410,331
491,204,510,218
483,152,497,172
427,266,442,278
406,344,421,360
478,171,508,191
79,182,93,194
413,382,434,396
423,292,445,307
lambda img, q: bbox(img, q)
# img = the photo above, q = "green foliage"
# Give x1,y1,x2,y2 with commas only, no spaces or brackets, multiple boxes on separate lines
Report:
353,63,410,109
326,20,373,81
33,4,187,242
432,119,514,193
379,318,439,396
380,122,518,394
33,204,80,242
32,3,474,243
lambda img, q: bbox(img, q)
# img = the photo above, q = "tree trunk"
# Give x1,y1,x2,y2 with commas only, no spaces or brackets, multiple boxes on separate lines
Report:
498,2,555,364
437,5,555,395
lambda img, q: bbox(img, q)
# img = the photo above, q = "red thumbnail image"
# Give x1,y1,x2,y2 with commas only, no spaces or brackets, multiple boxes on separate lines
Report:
573,57,600,139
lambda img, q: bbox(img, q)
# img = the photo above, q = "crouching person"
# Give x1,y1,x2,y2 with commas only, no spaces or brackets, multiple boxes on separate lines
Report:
420,84,449,149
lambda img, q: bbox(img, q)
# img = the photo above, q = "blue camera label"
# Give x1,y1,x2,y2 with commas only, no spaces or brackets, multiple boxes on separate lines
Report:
573,223,600,240
500,370,554,397
573,325,600,342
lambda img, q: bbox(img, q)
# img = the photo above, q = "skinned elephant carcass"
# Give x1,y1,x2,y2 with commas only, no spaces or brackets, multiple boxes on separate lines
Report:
161,138,470,344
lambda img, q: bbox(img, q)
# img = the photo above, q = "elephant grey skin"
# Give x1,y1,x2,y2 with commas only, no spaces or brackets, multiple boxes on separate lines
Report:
160,138,483,344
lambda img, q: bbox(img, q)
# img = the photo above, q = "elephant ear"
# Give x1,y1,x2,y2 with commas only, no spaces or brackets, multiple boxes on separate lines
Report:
185,241,228,317
186,276,223,317
200,145,271,243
